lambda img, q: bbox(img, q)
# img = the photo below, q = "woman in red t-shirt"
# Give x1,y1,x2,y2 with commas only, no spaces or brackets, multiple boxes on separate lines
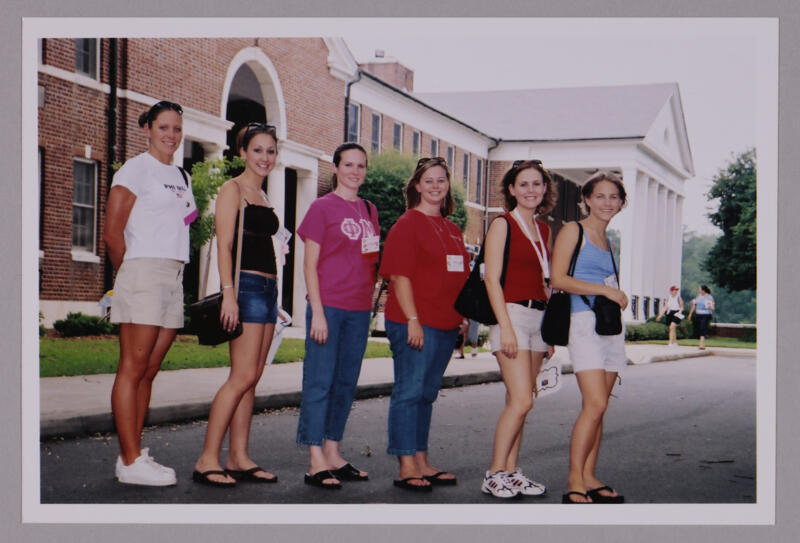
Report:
480,160,557,499
379,157,470,492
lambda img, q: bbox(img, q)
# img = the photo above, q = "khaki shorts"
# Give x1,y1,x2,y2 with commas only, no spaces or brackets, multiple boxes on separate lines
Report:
489,302,548,353
567,310,627,373
111,258,184,328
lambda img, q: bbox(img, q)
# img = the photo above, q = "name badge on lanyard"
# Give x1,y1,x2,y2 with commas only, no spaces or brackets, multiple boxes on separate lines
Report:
447,254,464,272
362,235,380,255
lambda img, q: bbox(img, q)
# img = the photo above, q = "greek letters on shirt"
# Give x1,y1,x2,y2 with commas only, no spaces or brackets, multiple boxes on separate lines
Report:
340,217,376,240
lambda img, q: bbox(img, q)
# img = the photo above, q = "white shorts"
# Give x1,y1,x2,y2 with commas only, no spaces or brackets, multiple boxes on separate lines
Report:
567,310,627,373
111,258,185,328
489,302,548,353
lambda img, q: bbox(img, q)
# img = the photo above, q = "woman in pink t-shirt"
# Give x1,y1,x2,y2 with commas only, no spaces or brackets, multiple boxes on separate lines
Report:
295,143,379,489
379,157,470,492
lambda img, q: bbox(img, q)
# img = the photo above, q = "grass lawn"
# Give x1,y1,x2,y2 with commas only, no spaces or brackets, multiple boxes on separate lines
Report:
628,337,756,350
39,336,394,378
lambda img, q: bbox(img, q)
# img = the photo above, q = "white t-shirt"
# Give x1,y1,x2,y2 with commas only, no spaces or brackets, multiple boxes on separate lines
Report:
665,294,681,311
111,152,197,262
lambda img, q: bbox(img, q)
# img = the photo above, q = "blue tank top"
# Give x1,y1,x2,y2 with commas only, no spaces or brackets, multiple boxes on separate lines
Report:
570,234,616,313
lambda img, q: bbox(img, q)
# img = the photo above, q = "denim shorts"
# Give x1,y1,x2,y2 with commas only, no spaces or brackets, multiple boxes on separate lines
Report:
237,272,278,324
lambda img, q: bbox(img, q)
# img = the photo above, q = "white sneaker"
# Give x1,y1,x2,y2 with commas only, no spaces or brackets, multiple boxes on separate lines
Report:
117,454,177,486
481,470,520,498
505,469,546,496
116,448,176,478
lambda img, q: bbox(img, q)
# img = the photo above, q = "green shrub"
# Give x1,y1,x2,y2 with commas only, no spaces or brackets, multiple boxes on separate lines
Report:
53,312,118,337
738,327,757,342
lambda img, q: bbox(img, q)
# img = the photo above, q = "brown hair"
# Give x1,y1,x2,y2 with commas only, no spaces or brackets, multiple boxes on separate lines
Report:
331,142,368,189
137,100,183,128
580,170,627,217
404,157,454,217
235,122,278,154
500,159,558,214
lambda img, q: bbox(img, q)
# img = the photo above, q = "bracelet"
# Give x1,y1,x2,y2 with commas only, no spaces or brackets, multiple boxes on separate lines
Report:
222,285,234,290
408,316,418,321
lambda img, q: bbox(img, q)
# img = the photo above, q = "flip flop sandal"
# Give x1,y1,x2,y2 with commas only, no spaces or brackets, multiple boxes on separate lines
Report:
562,491,590,504
192,470,236,488
331,463,369,481
225,466,278,483
393,476,433,492
304,470,342,489
423,471,458,486
587,486,625,503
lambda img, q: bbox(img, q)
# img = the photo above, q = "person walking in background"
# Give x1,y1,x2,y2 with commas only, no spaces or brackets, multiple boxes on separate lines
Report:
295,143,379,490
550,171,628,504
192,123,282,487
104,101,196,486
656,286,684,347
480,160,556,499
466,319,480,357
379,157,470,492
687,285,715,350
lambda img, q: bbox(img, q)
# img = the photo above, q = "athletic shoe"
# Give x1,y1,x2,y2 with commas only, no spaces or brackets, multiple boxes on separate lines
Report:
481,470,520,499
117,454,177,486
505,469,546,496
116,448,175,478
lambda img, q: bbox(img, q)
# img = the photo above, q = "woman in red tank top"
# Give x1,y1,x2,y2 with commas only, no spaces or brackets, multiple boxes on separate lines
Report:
480,160,557,499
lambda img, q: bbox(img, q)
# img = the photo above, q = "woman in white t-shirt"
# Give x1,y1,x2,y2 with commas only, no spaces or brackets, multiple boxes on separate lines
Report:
104,101,197,487
656,286,684,346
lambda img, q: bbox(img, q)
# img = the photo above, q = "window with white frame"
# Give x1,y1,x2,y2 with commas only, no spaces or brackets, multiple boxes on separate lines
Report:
347,102,360,143
430,138,439,157
74,39,99,79
475,159,484,204
393,122,402,151
462,152,470,189
412,130,421,156
72,159,97,252
371,113,382,152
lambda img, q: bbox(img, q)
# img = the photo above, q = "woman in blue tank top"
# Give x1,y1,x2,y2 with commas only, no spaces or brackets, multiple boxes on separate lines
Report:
550,171,629,504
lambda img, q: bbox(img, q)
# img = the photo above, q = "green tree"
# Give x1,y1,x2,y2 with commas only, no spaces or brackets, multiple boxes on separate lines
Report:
705,149,756,291
682,231,756,323
188,155,245,252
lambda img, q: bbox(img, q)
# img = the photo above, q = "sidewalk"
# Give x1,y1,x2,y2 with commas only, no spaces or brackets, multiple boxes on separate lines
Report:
39,333,753,439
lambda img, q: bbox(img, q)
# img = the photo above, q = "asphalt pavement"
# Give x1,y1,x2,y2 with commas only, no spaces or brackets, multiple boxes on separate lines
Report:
39,327,753,439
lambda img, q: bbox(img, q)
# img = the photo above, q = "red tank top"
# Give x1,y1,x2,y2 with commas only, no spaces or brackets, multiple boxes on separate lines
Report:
500,213,550,302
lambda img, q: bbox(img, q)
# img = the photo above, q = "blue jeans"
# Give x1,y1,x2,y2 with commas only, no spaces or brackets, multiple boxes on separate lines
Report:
385,320,458,456
296,303,370,445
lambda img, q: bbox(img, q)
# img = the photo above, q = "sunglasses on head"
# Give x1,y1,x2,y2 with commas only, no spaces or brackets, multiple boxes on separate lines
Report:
512,159,543,167
152,100,183,115
416,156,447,168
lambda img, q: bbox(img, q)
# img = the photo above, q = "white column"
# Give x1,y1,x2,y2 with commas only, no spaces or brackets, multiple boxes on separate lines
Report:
665,191,677,286
267,165,287,303
673,195,685,288
644,178,659,315
655,184,668,304
629,169,648,320
293,168,318,328
617,165,640,321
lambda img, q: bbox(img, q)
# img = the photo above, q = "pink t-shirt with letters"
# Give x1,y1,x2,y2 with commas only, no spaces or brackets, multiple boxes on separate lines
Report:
297,192,379,311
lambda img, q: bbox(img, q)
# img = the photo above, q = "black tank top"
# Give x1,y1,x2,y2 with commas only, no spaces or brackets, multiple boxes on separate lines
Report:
232,203,280,275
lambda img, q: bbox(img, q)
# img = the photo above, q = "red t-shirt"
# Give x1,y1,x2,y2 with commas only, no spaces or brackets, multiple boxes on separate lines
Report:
500,213,551,302
380,209,470,330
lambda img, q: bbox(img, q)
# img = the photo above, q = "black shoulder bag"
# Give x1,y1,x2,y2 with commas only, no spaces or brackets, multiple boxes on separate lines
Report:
581,237,622,336
540,223,584,346
453,216,511,325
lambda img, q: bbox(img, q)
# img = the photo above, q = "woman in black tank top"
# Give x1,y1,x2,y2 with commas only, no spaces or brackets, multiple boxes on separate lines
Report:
193,123,284,487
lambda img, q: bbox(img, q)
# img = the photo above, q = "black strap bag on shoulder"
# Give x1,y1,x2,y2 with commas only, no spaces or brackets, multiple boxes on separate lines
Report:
454,216,511,325
540,223,584,346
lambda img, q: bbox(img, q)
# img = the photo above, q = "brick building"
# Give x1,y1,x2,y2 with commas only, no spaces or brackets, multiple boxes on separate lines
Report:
36,37,693,326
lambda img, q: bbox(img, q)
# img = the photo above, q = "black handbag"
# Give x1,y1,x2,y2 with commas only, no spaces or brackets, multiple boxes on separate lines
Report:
189,194,245,346
582,239,622,336
540,223,584,346
453,216,511,325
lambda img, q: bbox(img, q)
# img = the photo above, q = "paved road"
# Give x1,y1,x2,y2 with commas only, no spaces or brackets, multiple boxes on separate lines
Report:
40,355,755,504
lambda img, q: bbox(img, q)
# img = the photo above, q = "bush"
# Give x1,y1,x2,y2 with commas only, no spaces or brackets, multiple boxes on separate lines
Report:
39,311,46,337
625,315,694,341
738,327,757,342
53,312,118,337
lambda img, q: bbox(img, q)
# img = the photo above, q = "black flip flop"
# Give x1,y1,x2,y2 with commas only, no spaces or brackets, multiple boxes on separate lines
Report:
587,486,625,503
192,469,236,488
393,476,433,492
225,466,278,484
423,471,458,486
304,470,342,489
331,463,369,481
562,491,590,504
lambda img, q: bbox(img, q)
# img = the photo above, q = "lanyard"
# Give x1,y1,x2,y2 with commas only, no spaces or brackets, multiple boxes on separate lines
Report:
511,208,550,285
